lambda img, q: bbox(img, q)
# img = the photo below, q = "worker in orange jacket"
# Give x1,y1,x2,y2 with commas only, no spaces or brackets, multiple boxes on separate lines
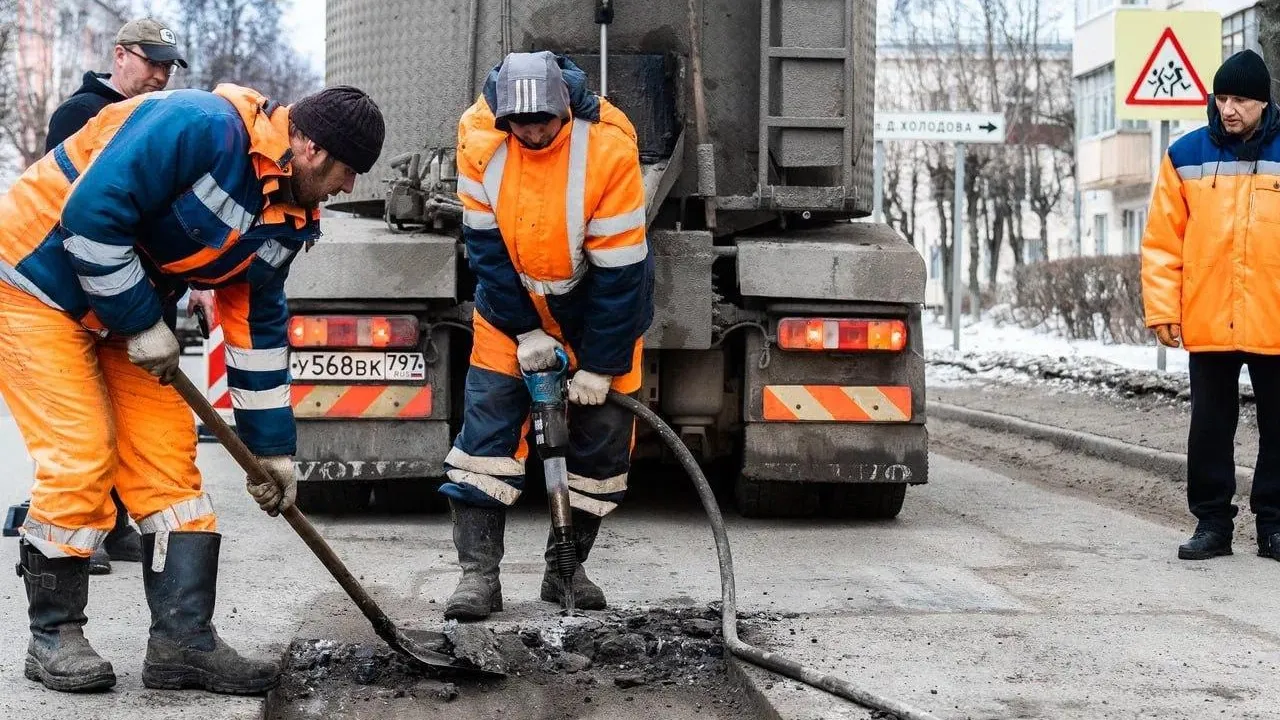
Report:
440,51,654,620
0,83,384,694
1141,49,1280,563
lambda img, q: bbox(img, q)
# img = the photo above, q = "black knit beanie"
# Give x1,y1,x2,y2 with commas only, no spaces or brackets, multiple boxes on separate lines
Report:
290,85,386,174
1213,49,1272,103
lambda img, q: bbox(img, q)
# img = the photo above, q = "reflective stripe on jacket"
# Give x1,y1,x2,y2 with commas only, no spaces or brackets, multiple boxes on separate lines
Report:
0,84,316,455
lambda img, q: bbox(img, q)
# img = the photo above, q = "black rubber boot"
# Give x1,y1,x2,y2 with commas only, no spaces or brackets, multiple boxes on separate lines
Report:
103,491,143,563
17,540,116,692
1258,532,1280,560
443,500,505,621
141,531,280,695
540,511,606,610
1178,529,1233,560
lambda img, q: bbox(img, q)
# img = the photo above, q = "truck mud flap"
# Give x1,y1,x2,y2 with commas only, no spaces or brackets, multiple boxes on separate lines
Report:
741,423,928,485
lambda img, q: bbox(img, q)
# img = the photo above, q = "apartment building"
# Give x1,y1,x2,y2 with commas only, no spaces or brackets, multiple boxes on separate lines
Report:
1074,0,1261,257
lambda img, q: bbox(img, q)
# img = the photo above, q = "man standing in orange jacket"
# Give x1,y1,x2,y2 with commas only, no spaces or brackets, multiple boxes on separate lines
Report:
1142,49,1280,562
440,51,654,620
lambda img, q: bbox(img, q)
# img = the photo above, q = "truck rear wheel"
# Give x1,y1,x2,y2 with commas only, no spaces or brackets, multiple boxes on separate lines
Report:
733,477,822,518
823,483,906,520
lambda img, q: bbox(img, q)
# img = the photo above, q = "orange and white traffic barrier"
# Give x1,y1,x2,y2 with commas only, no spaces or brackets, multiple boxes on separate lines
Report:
762,385,913,422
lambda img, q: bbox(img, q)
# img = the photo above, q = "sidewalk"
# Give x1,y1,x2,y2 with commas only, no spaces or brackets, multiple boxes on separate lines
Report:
927,365,1262,469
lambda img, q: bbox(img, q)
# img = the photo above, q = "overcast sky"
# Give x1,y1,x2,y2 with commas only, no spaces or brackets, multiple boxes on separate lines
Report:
283,1,326,76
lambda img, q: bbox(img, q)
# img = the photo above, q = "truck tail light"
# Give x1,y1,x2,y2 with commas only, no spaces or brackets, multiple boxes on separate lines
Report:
776,318,907,352
288,315,419,348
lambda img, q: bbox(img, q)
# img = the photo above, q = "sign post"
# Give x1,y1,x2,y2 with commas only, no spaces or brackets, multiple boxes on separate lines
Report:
874,112,1006,351
1114,10,1220,371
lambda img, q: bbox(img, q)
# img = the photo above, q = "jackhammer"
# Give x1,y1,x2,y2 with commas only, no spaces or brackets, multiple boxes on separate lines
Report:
522,348,578,613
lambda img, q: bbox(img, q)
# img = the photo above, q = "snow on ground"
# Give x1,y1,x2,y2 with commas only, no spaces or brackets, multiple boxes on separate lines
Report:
922,310,1190,375
921,309,1255,393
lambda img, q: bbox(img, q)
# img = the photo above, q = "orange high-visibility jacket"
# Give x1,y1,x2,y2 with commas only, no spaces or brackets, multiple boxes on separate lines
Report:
455,57,654,377
0,84,316,455
1142,103,1280,354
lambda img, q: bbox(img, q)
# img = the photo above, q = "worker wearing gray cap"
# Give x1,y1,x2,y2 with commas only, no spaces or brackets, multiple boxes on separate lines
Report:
44,16,202,578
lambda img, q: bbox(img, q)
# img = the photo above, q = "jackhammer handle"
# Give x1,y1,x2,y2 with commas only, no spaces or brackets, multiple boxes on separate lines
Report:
171,371,403,644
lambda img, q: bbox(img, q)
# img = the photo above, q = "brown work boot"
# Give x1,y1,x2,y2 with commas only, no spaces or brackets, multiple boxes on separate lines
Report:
540,511,606,610
141,531,280,695
444,500,505,621
17,540,116,692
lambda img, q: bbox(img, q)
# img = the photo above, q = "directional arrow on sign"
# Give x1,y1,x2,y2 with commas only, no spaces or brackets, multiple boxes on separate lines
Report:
979,123,998,133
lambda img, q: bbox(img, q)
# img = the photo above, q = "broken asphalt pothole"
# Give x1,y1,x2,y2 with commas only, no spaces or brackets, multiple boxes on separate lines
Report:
267,606,767,720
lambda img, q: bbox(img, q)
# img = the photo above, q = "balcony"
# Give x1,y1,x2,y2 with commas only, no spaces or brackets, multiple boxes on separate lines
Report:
1077,130,1152,190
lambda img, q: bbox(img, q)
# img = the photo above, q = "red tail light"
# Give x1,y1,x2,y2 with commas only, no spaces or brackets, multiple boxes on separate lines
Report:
776,318,907,352
288,315,419,348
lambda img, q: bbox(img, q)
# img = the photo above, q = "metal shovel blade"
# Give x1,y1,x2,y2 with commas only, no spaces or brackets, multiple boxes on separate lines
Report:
171,371,504,678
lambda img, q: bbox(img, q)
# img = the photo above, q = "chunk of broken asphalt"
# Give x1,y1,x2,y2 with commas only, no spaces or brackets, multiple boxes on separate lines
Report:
443,621,508,675
596,633,647,664
682,619,719,638
556,652,592,673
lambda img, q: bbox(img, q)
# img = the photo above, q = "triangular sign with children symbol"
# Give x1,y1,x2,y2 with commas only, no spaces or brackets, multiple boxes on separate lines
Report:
1126,27,1208,106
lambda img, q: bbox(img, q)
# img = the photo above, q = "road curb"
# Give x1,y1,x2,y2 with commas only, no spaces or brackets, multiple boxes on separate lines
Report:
929,401,1254,493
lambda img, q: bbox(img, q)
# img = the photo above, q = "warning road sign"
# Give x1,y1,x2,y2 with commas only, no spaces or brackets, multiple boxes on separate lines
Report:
1126,28,1207,105
1115,10,1221,121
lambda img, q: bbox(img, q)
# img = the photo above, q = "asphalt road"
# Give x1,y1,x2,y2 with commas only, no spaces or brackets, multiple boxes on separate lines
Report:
1,376,1279,718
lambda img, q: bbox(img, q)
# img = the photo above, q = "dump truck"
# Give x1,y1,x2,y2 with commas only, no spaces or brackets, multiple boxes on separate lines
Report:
279,0,928,518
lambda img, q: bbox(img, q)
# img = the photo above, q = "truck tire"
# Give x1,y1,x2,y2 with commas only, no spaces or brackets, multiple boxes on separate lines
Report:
296,482,373,515
733,477,822,518
822,483,906,520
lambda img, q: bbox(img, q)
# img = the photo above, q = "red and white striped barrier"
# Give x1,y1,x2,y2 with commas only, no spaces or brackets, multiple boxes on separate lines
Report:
199,314,235,438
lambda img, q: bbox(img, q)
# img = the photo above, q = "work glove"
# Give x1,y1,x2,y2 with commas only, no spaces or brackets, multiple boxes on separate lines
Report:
568,370,612,406
246,455,297,517
127,319,181,385
516,329,563,372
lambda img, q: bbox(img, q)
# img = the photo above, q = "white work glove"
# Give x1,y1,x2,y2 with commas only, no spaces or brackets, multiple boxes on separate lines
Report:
568,370,612,406
126,319,181,384
516,329,563,372
246,455,297,517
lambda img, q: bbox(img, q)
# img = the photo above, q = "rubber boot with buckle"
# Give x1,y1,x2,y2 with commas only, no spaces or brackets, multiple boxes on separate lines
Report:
17,540,116,692
444,500,505,621
540,510,606,610
141,531,280,695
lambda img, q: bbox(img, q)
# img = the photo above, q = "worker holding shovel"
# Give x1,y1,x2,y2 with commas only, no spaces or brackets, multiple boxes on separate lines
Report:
0,83,383,694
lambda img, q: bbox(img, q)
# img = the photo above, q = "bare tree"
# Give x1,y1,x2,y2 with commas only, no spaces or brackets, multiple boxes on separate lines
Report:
882,0,1073,311
168,0,319,102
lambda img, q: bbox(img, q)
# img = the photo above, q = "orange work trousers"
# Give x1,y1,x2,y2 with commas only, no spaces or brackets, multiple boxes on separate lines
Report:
0,282,215,558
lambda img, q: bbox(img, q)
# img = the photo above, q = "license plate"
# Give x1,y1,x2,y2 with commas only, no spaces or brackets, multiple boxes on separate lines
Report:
289,352,426,381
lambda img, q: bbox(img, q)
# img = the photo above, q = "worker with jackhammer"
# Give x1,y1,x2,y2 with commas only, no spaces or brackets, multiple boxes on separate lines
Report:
440,51,655,620
0,83,384,694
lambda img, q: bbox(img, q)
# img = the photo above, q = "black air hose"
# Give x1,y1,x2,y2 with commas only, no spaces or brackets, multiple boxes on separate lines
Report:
606,391,942,720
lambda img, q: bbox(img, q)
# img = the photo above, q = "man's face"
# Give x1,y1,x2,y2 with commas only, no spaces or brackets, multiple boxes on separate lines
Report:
508,115,564,150
288,137,357,206
112,44,172,97
1216,94,1267,136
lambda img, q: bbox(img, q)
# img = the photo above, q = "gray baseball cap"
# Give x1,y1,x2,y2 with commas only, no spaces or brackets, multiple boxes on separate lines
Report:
116,18,187,69
493,51,571,129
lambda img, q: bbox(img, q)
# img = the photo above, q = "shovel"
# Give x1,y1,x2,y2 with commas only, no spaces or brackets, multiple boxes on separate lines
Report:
171,370,503,678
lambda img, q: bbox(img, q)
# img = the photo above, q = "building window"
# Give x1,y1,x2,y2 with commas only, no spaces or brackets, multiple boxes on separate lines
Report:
1222,7,1261,60
1077,66,1115,138
1076,0,1146,24
1122,208,1146,254
1093,214,1109,256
